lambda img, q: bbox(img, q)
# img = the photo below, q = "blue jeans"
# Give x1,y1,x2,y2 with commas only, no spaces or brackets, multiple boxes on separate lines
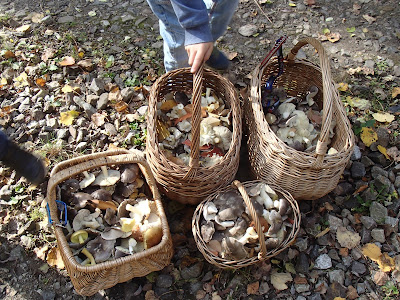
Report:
146,0,239,72
0,130,9,160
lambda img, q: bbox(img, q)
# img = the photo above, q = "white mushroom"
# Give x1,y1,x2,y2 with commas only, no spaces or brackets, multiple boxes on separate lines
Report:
214,215,235,229
72,209,101,231
93,166,121,186
306,86,318,106
126,199,151,224
238,226,259,244
79,171,96,189
203,202,218,221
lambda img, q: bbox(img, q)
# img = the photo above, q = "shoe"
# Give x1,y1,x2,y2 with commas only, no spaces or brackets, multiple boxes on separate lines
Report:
206,47,231,71
2,142,46,185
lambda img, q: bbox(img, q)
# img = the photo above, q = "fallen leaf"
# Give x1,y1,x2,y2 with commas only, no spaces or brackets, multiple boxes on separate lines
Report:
59,111,80,126
392,87,400,98
2,50,15,59
374,271,389,285
362,243,383,261
88,10,97,17
307,110,322,124
326,32,341,43
304,0,315,6
36,77,46,87
16,24,31,32
61,85,73,93
59,56,75,66
334,298,346,300
247,281,259,295
226,51,238,60
91,112,106,127
347,66,374,76
114,101,129,113
77,59,94,71
41,48,56,62
345,96,371,110
378,253,395,272
338,82,349,92
34,244,49,260
372,112,395,123
270,270,292,291
346,27,356,33
109,86,122,102
387,147,400,162
362,243,395,272
336,226,360,249
46,247,65,269
288,2,296,7
13,72,30,88
360,127,378,147
353,184,368,195
363,14,376,24
377,145,390,160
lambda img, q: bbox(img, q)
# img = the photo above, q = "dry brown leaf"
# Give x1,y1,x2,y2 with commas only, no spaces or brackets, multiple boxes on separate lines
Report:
91,112,106,127
362,243,382,261
374,271,389,285
109,86,123,102
387,147,400,162
336,226,360,249
3,50,15,59
363,14,376,24
392,87,400,98
304,0,315,6
59,56,76,66
36,77,46,87
46,247,65,269
41,48,56,62
77,59,94,71
372,112,395,123
34,244,49,260
114,101,129,113
271,270,292,291
353,184,368,195
247,281,259,295
226,51,238,60
362,243,395,272
377,145,390,160
353,3,361,15
326,32,341,43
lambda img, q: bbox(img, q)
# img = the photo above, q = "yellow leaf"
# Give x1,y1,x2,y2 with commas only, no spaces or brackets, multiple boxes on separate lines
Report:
377,145,390,160
61,85,73,93
338,82,348,92
372,112,395,123
1,77,8,85
78,51,85,58
345,96,371,110
377,253,395,272
13,72,30,88
46,247,65,269
392,87,400,98
15,24,31,32
362,243,382,261
60,111,79,126
289,2,297,6
360,127,378,147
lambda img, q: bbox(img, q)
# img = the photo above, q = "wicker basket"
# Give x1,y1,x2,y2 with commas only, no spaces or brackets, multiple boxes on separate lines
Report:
146,65,242,205
245,37,355,200
192,180,300,269
46,149,173,296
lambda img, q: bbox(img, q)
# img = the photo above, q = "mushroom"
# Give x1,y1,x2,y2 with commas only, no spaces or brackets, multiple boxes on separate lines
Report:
126,199,151,224
306,85,318,106
70,230,89,244
101,227,125,240
238,227,259,245
93,166,121,187
214,191,244,212
71,192,93,209
61,178,80,200
221,237,248,260
116,182,138,198
79,171,96,189
116,237,144,256
120,217,136,233
217,207,241,222
86,236,116,263
203,201,218,221
207,239,222,256
117,199,137,218
141,213,161,232
201,221,215,243
265,237,280,250
104,208,118,226
266,210,283,236
81,248,96,265
214,215,235,229
278,198,290,216
72,209,101,231
143,226,163,249
246,198,264,217
227,218,247,237
120,164,139,183
91,189,113,202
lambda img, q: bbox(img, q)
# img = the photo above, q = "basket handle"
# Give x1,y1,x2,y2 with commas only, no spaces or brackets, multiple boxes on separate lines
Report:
183,64,204,181
232,180,267,260
286,37,334,165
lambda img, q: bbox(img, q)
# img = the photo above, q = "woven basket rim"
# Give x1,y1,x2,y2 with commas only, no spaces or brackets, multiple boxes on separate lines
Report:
192,180,301,269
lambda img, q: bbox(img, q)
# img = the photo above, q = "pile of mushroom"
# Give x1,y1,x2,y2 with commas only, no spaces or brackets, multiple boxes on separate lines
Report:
157,88,233,166
58,164,163,266
264,86,337,153
200,183,293,261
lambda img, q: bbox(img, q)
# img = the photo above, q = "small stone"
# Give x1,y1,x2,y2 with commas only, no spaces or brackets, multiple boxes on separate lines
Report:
259,282,270,295
295,252,310,274
58,16,75,24
346,285,359,300
361,156,375,168
295,284,310,293
137,105,148,116
75,142,88,152
332,182,354,196
328,249,340,261
180,262,203,280
371,228,386,243
360,216,377,230
351,145,362,160
376,127,390,147
369,202,388,224
351,161,366,179
328,269,345,285
238,24,258,37
373,175,392,195
351,261,366,275
86,94,99,106
295,238,308,252
156,274,173,288
97,93,109,110
90,78,105,95
328,214,343,232
314,254,332,270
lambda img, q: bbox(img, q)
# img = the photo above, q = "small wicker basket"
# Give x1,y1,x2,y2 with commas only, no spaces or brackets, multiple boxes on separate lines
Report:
46,149,173,296
245,37,355,200
192,180,300,269
146,65,242,205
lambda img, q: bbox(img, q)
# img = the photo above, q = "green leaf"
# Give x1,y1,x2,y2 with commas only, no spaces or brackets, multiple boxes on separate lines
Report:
346,27,356,33
105,55,114,68
323,28,330,34
8,197,19,205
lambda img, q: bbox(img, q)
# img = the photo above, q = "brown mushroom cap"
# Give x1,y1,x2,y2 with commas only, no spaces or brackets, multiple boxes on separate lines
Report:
221,237,248,260
91,189,112,202
86,236,116,263
72,192,93,209
120,164,140,183
143,226,163,249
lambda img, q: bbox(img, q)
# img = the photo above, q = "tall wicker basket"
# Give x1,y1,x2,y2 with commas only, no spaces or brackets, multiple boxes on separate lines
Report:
245,37,354,200
192,180,301,269
146,65,242,205
46,149,173,296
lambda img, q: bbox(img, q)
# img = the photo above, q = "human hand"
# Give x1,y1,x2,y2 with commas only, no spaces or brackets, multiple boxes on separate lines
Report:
185,42,214,73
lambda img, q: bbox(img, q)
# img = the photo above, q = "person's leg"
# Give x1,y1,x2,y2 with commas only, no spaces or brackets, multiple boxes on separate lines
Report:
146,0,189,72
0,130,46,184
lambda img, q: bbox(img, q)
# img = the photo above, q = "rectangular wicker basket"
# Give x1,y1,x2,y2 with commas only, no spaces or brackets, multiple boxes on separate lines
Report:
46,148,173,296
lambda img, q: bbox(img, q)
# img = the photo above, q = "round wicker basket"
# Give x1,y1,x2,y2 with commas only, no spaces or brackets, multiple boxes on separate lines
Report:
192,180,301,269
146,65,242,205
245,37,355,200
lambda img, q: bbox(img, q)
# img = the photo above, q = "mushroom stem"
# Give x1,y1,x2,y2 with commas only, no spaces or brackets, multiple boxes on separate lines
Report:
100,166,109,177
81,248,96,265
83,171,90,179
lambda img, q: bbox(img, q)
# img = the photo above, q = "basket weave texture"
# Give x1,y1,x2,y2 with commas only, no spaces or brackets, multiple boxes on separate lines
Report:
46,149,173,296
192,180,301,269
146,66,242,205
245,37,355,200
